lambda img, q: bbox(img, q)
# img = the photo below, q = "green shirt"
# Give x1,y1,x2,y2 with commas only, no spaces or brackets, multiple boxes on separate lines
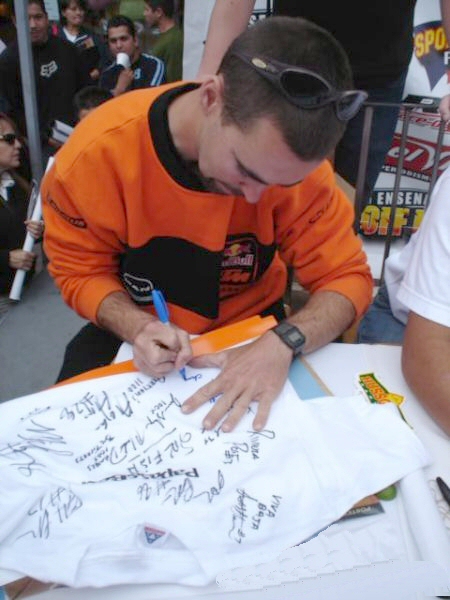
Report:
150,25,183,83
118,0,146,23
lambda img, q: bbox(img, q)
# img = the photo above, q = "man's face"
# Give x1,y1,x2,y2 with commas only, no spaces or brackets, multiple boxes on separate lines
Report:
197,113,321,204
143,4,160,28
107,25,138,60
28,2,49,45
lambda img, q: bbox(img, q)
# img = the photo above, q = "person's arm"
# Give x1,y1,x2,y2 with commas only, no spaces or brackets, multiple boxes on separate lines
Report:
150,57,166,85
197,0,255,77
439,93,450,120
24,219,44,240
402,312,450,436
8,248,36,270
112,67,135,96
440,2,450,120
43,155,193,377
440,0,450,46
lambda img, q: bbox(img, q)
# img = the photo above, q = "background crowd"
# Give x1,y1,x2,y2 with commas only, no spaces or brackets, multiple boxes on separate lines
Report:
0,0,183,319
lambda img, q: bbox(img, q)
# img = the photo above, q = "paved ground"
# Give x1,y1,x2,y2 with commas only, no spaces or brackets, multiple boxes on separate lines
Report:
0,269,86,402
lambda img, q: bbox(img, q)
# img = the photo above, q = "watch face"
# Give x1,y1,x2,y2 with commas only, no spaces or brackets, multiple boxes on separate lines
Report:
286,327,305,346
273,322,305,356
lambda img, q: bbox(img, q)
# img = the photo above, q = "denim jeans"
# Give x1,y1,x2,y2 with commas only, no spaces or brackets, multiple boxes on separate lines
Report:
335,73,407,204
357,284,406,344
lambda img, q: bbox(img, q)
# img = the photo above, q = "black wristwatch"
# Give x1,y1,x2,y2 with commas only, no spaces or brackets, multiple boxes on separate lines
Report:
271,321,306,358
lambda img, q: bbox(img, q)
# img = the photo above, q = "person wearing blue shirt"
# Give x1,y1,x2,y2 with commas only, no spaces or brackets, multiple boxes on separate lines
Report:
99,14,165,96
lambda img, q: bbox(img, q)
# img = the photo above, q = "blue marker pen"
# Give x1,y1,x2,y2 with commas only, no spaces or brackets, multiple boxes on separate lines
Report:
151,289,187,379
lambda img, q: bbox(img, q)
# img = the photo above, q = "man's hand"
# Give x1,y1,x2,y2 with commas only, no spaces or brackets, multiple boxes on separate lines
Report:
113,68,134,96
48,137,64,150
89,68,100,81
133,319,192,378
181,331,293,432
9,249,36,270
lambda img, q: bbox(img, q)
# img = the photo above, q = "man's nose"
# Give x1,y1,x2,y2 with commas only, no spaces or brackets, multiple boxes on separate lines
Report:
240,181,267,204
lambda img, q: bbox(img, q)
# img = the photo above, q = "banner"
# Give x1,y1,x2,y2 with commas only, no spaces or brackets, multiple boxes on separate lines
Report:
362,0,450,238
360,106,450,238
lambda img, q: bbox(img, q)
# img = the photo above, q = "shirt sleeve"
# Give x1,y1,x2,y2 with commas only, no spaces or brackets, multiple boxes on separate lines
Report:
273,161,373,319
397,169,450,327
41,148,127,324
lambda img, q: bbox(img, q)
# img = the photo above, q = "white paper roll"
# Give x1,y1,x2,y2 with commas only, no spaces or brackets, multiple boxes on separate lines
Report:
9,157,54,301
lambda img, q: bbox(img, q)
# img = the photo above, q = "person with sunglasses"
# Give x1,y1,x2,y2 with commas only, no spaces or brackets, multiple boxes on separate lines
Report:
0,113,44,319
197,0,450,214
42,16,372,432
0,0,91,166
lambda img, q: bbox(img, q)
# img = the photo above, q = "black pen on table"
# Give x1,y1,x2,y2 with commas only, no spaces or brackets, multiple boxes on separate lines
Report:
436,476,450,509
151,288,187,380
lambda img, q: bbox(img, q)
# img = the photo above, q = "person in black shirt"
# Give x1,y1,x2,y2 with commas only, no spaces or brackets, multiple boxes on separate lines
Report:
0,0,90,163
54,0,110,84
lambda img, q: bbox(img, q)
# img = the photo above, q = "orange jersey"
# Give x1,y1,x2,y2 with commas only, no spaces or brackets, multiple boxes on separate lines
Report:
42,84,372,333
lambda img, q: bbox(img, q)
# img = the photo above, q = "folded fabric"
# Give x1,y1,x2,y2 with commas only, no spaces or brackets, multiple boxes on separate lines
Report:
0,368,430,587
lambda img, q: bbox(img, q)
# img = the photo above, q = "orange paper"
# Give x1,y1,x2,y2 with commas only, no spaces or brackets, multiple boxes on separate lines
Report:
55,315,276,387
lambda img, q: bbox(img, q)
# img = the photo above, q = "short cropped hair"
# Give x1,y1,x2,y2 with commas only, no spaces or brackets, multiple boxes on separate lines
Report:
60,0,87,14
107,14,136,37
28,0,47,14
219,16,354,161
144,0,174,18
10,0,47,17
73,86,113,113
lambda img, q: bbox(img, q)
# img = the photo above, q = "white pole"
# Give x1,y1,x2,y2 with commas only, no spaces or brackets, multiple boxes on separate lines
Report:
9,157,54,301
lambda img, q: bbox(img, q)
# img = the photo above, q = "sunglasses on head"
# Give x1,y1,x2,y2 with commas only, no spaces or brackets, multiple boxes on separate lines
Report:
0,133,18,145
230,51,368,122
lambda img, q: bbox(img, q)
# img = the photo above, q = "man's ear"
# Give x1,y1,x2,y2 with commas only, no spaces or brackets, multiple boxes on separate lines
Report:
199,74,225,116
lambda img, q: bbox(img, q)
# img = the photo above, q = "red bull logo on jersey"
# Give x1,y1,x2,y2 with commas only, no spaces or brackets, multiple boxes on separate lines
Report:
221,237,257,283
